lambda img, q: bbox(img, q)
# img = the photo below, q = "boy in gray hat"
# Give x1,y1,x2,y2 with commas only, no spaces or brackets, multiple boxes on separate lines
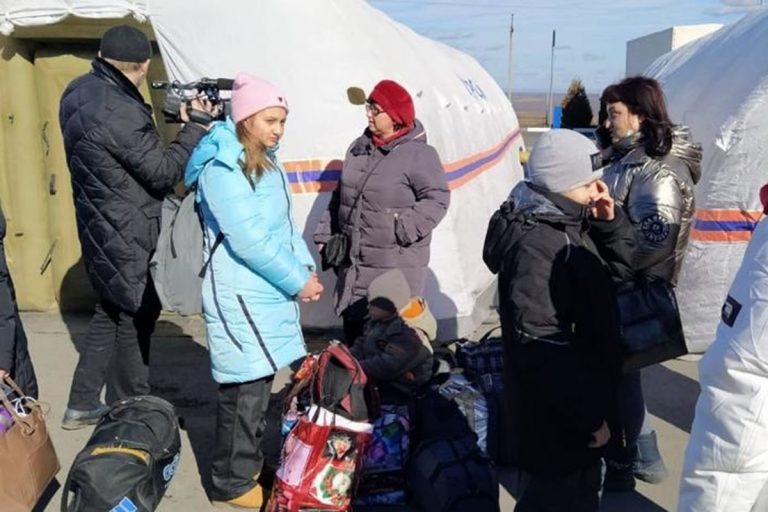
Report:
483,129,636,511
350,269,435,400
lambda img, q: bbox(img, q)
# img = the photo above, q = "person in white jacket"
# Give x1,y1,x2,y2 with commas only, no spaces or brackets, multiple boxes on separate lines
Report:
678,213,768,511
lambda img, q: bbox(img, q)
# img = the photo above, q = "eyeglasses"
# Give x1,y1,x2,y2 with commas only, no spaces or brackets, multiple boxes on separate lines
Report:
365,102,384,116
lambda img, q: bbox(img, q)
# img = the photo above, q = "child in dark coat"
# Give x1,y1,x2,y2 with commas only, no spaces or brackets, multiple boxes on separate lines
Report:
485,130,635,512
0,204,38,399
351,269,435,400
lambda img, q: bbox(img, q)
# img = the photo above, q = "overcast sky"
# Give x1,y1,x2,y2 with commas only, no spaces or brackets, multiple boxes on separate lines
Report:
368,0,762,95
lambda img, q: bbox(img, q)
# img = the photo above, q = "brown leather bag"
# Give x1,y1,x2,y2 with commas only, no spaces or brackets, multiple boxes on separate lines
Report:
0,376,60,512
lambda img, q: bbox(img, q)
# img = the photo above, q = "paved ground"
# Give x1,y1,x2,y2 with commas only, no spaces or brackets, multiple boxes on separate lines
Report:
22,311,702,511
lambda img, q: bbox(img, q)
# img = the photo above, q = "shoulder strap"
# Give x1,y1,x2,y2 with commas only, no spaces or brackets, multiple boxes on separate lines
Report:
344,150,392,228
193,195,225,279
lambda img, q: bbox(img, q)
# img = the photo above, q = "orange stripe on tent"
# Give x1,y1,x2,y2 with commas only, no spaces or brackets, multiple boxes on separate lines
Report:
290,181,337,194
691,230,753,242
694,209,763,223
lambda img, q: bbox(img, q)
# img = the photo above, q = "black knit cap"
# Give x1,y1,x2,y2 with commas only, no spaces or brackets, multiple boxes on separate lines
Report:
99,25,152,62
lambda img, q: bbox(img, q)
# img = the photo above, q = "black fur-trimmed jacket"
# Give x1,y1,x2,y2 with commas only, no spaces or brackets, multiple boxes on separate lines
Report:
486,182,635,476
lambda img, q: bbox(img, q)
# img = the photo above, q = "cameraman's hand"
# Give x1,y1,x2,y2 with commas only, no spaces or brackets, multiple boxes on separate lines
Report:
182,97,219,130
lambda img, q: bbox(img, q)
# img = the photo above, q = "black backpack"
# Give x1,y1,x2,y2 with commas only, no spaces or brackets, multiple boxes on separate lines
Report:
408,436,500,512
61,396,181,512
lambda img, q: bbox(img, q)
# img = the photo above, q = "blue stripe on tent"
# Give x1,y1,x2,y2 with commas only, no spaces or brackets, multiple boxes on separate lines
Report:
693,220,760,232
445,135,517,182
285,132,518,185
287,169,341,184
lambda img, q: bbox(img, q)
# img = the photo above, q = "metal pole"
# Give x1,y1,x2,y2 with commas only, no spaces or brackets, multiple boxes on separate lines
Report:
546,29,555,127
507,13,515,103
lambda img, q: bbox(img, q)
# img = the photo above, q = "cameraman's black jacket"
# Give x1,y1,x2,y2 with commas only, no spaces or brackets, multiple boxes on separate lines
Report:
486,182,635,476
59,58,206,313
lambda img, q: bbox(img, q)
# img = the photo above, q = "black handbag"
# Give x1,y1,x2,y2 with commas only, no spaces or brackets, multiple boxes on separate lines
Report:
615,277,687,372
320,232,349,270
320,155,383,271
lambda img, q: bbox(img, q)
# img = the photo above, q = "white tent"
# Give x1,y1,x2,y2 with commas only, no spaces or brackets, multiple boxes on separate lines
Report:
1,0,523,338
647,11,768,352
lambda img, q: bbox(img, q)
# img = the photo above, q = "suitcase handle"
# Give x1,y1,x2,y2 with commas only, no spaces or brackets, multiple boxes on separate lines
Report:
478,325,501,344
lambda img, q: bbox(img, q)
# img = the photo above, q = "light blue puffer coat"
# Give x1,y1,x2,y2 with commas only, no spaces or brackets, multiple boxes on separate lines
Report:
185,119,314,383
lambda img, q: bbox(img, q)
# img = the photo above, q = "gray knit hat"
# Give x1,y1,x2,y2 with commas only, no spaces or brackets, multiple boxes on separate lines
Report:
368,269,411,314
525,129,603,193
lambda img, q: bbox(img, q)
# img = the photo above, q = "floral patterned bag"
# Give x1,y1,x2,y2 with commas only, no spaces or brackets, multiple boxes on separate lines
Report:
267,406,372,512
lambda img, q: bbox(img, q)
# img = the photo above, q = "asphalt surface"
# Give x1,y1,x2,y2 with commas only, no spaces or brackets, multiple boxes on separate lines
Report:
16,310,711,511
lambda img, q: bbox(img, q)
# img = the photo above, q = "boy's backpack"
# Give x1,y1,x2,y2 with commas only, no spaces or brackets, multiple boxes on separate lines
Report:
61,396,181,512
408,436,499,512
482,200,519,274
149,193,223,316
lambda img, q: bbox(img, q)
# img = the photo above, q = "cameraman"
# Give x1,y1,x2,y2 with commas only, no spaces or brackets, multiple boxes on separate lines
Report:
58,24,215,429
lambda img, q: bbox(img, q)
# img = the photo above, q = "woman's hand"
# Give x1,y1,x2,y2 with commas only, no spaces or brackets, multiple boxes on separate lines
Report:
298,273,324,302
0,369,8,381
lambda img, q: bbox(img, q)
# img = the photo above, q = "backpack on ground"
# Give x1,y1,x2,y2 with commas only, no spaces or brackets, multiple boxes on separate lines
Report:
410,372,495,454
149,193,223,316
267,343,379,512
61,396,181,512
456,326,504,392
355,404,411,506
311,342,380,422
408,435,499,512
454,326,518,466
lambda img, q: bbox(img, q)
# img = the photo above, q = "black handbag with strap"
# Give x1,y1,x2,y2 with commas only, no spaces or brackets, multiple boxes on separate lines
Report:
321,153,386,271
616,276,688,372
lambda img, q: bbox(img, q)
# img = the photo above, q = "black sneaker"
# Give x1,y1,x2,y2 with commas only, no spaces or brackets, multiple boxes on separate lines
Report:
61,404,110,430
603,460,636,492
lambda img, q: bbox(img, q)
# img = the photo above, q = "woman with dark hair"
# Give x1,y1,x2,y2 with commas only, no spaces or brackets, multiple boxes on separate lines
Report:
599,76,702,490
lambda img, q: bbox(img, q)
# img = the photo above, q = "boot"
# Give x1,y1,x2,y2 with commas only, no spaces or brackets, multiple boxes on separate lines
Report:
212,484,264,510
603,456,636,492
61,404,110,430
633,430,668,484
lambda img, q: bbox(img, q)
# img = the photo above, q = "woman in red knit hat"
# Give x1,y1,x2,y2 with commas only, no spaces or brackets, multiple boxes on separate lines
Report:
314,79,450,343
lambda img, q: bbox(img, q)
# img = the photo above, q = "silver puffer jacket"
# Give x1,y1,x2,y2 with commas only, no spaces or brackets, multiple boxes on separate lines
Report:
602,126,702,285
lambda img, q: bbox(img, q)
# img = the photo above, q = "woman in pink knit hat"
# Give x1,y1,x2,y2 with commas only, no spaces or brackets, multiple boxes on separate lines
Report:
185,73,323,508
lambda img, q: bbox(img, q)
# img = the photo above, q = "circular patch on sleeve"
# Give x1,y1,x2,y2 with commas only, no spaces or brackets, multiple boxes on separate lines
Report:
640,213,671,243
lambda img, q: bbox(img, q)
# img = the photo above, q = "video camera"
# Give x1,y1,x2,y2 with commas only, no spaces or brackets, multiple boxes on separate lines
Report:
151,78,234,125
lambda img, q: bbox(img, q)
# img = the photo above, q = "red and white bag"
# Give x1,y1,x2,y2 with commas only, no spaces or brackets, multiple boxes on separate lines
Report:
267,343,378,511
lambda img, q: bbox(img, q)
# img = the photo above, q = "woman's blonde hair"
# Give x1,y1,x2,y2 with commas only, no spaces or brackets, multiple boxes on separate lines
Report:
236,117,273,184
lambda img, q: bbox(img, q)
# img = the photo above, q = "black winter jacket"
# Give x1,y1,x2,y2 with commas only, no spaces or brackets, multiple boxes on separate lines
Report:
0,206,38,399
488,182,635,476
59,58,206,313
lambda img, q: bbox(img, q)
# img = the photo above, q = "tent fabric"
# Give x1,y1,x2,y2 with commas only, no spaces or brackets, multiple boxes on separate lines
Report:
0,1,148,35
647,11,768,352
1,0,522,337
